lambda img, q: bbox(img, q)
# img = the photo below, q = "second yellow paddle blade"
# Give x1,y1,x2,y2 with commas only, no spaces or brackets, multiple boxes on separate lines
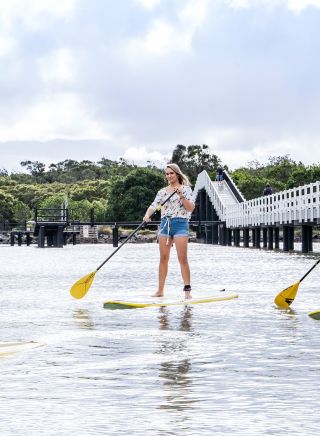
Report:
274,281,300,309
70,271,96,299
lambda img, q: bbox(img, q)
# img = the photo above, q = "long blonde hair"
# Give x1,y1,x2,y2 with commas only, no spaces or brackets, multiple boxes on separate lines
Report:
166,163,191,186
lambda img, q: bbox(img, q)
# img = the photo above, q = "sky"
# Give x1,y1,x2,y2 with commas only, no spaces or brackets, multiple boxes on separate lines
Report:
1,0,320,173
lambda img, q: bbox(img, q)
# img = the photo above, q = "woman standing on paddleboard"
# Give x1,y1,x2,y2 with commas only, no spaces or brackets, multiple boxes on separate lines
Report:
143,163,195,299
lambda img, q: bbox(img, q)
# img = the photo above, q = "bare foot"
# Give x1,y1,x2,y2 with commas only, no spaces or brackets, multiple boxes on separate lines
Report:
151,291,164,297
184,291,192,299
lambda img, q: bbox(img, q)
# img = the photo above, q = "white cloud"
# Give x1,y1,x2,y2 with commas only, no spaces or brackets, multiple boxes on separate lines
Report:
0,93,112,141
145,19,185,55
125,18,191,60
123,146,169,166
0,0,76,31
125,0,208,61
0,35,14,56
225,0,320,11
202,126,320,169
38,49,75,84
287,0,320,12
179,0,208,28
228,0,251,8
134,0,162,10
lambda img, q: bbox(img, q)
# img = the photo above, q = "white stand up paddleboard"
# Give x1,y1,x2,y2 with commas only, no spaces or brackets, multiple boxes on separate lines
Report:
103,290,238,309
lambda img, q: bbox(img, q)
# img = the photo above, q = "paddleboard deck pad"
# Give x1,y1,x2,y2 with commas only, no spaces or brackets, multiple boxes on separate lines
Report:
103,290,238,309
0,341,44,357
308,310,320,320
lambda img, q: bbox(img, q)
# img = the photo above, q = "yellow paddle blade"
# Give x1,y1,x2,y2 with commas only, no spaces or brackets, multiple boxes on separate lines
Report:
274,281,300,309
70,271,96,299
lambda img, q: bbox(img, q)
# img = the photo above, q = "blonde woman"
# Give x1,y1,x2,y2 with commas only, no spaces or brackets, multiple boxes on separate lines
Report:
143,163,195,299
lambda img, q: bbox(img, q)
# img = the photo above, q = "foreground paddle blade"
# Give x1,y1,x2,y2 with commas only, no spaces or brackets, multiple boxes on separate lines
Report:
70,271,96,299
0,341,45,357
274,281,300,309
308,310,320,320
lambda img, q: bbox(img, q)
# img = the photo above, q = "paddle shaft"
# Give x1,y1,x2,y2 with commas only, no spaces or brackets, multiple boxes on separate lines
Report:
96,190,177,272
299,258,320,283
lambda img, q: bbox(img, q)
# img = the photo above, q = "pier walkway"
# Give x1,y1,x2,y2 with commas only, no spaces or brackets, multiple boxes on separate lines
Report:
193,170,320,253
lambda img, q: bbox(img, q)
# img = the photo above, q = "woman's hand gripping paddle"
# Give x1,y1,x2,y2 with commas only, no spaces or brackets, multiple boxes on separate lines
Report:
70,190,176,299
274,258,320,309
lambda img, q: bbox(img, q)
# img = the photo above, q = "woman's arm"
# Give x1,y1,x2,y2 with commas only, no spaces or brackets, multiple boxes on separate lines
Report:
143,206,155,222
175,187,195,213
143,189,164,221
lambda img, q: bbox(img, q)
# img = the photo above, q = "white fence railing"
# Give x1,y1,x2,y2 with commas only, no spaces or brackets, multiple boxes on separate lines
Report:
193,170,239,221
226,181,320,227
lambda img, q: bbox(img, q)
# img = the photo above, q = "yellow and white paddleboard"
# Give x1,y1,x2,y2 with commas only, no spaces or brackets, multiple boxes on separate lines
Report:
308,310,320,320
103,290,238,309
0,341,44,357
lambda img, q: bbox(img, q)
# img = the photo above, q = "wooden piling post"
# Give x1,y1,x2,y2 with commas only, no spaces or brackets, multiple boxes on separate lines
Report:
234,228,240,246
112,224,119,247
243,228,250,247
38,225,45,248
268,227,274,250
254,227,261,248
302,224,313,253
274,227,279,249
262,228,268,248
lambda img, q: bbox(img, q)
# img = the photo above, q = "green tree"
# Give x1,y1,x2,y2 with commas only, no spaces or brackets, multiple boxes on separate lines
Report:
68,199,94,221
0,189,15,221
39,193,66,210
20,160,46,182
264,155,301,185
171,144,222,184
287,164,320,188
68,180,110,202
12,201,32,223
231,155,308,199
231,169,266,199
91,199,108,221
107,168,165,220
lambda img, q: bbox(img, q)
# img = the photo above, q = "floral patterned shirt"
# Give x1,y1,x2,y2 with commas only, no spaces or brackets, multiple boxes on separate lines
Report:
150,185,194,220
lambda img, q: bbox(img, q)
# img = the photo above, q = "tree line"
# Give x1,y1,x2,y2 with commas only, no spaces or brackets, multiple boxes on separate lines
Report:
1,144,319,225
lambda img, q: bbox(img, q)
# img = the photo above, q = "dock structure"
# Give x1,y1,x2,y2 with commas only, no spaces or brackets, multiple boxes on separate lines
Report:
31,208,78,248
10,231,32,246
192,170,320,253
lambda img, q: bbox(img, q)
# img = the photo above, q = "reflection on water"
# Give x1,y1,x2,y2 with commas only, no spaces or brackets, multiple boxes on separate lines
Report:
157,307,194,411
157,306,193,336
72,309,95,330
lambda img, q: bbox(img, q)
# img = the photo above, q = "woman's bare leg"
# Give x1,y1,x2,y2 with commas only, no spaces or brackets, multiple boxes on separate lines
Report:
174,236,191,299
152,236,173,297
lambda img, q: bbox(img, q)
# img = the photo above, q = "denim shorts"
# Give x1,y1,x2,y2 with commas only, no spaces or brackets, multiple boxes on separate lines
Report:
159,217,189,238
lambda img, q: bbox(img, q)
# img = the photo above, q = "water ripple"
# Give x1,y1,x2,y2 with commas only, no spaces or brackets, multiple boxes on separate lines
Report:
1,244,320,435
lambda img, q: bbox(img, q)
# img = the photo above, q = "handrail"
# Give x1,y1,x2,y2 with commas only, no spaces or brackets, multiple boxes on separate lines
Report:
226,181,320,227
223,169,246,202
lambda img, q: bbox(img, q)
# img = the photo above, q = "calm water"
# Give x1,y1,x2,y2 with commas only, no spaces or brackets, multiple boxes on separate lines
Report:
1,242,320,436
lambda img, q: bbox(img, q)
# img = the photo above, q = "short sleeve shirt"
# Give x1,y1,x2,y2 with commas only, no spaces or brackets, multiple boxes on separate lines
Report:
150,185,194,219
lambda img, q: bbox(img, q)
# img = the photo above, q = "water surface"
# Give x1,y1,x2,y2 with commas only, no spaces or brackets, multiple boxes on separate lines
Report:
1,243,320,435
